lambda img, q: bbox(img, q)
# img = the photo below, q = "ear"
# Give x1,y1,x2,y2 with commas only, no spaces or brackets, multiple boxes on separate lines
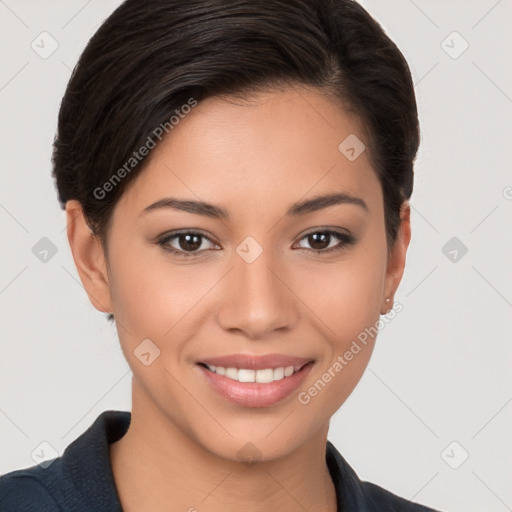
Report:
65,200,113,314
381,201,411,314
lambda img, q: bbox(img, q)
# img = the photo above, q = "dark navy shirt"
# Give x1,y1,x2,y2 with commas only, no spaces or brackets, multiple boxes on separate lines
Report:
0,410,441,511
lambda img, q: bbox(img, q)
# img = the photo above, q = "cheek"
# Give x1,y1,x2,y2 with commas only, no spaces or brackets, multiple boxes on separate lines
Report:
303,249,386,348
107,244,201,341
294,252,386,414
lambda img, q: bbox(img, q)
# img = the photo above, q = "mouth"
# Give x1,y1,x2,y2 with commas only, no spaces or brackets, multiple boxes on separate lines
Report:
195,354,315,408
197,361,310,383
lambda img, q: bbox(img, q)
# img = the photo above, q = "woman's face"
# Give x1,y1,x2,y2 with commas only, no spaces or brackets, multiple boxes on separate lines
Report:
70,86,409,461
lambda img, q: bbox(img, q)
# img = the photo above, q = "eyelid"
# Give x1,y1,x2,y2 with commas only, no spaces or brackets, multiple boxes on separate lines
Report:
299,226,352,238
159,228,215,240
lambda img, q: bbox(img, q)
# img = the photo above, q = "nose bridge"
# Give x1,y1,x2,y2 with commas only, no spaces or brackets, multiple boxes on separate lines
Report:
216,237,298,337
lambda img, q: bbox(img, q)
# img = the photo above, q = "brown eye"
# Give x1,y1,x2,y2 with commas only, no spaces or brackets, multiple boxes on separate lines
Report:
157,231,218,257
306,232,332,250
295,230,356,254
176,233,202,252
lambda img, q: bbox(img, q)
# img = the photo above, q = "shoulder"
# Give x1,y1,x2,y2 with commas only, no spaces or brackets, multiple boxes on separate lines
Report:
0,410,130,512
361,480,441,512
0,467,62,512
325,440,443,511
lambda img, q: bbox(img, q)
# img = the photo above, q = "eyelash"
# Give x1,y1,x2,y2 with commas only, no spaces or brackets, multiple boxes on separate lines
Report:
156,229,357,258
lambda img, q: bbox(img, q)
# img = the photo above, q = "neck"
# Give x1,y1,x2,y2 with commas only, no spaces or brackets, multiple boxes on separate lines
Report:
109,379,338,512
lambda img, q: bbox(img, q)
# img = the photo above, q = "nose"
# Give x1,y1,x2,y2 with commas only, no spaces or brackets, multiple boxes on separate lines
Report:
216,246,299,339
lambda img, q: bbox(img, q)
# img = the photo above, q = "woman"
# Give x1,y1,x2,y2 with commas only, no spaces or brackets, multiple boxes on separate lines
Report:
0,0,444,510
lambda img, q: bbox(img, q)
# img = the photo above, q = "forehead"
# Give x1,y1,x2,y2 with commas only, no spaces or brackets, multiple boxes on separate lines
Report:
116,87,381,221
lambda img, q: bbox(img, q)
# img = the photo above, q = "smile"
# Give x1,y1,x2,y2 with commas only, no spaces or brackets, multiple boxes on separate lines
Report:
201,363,306,383
196,356,315,408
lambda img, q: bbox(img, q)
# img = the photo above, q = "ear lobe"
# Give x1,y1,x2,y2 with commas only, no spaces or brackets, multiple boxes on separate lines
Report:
381,201,411,313
65,200,113,314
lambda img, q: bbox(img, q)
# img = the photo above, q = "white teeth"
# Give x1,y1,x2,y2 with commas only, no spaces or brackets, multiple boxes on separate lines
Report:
273,367,284,381
238,369,256,382
225,367,238,380
203,363,306,383
256,369,274,383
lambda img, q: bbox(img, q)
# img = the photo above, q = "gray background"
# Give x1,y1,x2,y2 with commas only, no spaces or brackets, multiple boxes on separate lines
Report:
0,1,511,510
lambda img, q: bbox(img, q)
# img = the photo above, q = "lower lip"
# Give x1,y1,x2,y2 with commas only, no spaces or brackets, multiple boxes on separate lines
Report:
198,363,314,408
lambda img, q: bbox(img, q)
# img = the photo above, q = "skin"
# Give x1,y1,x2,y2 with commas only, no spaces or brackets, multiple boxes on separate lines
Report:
66,86,411,512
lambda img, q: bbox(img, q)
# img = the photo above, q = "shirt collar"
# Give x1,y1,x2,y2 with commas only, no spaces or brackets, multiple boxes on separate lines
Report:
61,410,129,511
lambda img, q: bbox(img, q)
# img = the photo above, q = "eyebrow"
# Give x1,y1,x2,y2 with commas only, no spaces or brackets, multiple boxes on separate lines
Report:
141,192,368,219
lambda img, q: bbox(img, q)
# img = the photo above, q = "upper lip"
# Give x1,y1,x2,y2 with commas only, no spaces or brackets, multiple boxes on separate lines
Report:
198,354,314,370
